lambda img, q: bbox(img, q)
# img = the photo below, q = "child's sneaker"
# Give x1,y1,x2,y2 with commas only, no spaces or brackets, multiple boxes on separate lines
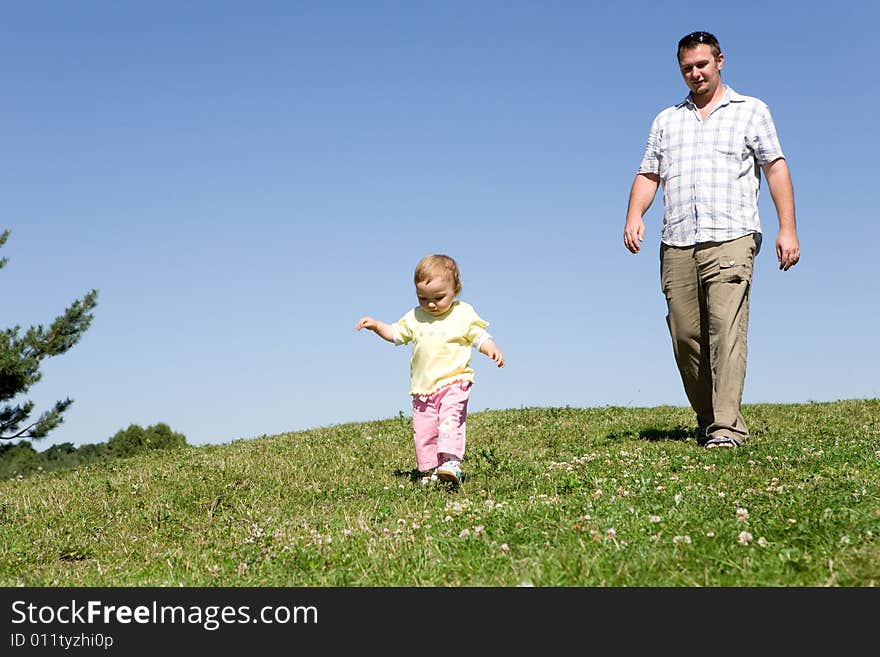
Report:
437,459,462,484
420,469,439,485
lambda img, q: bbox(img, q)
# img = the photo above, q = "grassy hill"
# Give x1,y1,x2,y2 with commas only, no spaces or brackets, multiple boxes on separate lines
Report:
1,399,878,586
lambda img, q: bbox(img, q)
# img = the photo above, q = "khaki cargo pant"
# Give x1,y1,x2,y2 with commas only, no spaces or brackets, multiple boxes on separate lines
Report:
660,233,758,445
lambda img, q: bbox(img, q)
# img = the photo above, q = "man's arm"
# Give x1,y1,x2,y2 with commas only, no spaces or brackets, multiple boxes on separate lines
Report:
623,173,660,254
762,157,800,271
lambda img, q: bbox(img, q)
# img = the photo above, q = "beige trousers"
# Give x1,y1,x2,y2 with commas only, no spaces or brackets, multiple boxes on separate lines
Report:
660,234,758,445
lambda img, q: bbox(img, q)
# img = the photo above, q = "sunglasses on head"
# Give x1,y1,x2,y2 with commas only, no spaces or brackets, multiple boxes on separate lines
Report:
678,31,719,49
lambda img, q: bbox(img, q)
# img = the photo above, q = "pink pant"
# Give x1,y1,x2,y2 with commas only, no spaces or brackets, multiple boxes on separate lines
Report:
411,381,472,471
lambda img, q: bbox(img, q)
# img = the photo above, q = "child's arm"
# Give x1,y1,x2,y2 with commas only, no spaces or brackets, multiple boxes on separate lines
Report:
478,338,505,368
356,316,396,343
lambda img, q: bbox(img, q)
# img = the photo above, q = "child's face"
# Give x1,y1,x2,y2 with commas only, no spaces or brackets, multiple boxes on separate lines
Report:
416,275,456,316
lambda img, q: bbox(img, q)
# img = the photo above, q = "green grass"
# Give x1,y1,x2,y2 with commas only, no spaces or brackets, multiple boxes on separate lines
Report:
1,400,878,586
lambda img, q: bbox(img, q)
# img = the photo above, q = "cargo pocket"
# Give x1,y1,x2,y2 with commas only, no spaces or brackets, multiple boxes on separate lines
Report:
718,256,750,284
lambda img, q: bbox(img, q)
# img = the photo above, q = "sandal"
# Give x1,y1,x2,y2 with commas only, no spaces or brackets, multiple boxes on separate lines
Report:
705,436,739,449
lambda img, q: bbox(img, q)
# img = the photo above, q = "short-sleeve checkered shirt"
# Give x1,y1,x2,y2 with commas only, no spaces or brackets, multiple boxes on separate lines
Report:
638,85,785,247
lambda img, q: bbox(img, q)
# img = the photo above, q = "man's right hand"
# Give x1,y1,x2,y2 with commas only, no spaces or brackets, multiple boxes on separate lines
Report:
623,173,659,254
624,217,645,254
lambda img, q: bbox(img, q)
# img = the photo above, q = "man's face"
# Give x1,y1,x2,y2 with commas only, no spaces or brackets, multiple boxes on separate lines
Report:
678,44,724,97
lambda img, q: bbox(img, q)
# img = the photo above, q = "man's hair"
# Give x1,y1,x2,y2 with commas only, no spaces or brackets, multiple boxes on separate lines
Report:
414,254,462,295
677,31,721,60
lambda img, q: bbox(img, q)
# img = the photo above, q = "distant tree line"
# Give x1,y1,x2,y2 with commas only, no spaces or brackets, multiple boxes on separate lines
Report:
0,422,187,480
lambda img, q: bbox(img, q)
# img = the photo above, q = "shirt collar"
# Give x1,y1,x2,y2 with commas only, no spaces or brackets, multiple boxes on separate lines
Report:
678,84,745,109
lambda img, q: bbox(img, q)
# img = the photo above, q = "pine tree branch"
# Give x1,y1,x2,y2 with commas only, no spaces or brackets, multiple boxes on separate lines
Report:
1,229,98,443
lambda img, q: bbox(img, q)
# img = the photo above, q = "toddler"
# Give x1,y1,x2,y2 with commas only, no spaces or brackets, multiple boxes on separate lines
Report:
356,254,504,484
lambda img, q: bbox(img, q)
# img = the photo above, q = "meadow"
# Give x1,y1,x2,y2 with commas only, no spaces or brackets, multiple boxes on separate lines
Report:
1,399,877,587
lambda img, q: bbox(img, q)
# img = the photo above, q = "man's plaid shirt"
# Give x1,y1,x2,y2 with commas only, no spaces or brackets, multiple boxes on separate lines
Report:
638,85,785,247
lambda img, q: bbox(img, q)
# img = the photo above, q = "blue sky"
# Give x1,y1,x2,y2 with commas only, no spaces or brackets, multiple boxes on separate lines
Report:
3,1,876,449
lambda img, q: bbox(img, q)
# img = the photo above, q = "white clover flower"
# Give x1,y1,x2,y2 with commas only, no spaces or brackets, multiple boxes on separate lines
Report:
672,535,692,546
459,529,471,538
738,531,753,545
736,507,749,522
500,543,510,554
758,537,769,548
674,493,683,505
649,515,661,523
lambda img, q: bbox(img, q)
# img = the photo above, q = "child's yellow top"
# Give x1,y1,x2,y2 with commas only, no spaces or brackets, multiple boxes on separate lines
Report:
391,301,490,395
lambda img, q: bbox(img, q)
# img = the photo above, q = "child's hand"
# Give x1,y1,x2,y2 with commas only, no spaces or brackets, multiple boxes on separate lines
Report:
356,317,395,343
481,341,505,368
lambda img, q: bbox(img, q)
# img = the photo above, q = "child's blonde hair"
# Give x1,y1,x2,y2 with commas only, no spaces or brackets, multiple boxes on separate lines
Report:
414,254,462,295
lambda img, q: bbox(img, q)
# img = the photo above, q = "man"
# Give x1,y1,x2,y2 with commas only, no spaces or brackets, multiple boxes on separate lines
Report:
623,31,800,448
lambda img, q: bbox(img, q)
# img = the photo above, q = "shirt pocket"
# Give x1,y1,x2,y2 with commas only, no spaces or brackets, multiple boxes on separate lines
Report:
711,130,748,161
